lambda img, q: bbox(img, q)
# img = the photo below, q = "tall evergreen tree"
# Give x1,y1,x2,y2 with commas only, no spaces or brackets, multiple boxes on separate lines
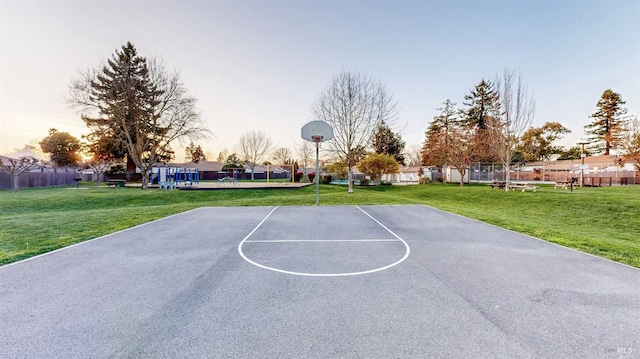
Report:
461,80,501,162
85,42,161,177
421,99,476,186
421,99,458,167
584,89,628,155
372,120,405,164
461,79,500,130
185,141,206,163
70,42,209,189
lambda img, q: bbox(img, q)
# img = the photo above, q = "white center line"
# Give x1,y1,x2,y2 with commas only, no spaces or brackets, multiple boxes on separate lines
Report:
245,239,398,243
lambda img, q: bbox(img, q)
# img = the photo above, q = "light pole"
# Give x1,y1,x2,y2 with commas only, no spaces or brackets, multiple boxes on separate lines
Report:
578,141,588,188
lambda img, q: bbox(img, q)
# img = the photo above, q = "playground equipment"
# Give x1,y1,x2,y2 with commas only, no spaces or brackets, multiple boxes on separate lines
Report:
153,166,200,189
266,164,294,184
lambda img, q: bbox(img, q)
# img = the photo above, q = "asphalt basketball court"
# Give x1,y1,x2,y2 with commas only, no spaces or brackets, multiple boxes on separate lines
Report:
0,205,638,358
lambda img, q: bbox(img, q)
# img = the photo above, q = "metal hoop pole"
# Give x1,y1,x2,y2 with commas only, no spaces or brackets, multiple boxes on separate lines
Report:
315,141,320,207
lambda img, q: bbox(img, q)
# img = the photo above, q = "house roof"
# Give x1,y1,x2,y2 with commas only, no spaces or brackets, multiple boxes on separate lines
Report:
398,166,423,173
161,161,224,172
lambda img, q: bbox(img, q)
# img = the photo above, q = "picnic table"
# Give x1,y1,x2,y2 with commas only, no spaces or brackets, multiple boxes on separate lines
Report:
106,179,126,188
510,183,539,192
488,181,506,189
554,178,577,189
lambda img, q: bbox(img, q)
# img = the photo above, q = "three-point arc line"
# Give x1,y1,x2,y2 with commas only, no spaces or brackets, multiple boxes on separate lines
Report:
237,206,411,277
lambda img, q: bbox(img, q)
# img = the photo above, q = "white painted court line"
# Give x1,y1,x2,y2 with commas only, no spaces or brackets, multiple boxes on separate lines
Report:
237,206,411,277
244,239,399,243
355,206,405,241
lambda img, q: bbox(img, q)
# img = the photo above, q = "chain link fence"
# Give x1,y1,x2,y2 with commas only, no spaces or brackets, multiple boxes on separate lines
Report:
469,162,637,186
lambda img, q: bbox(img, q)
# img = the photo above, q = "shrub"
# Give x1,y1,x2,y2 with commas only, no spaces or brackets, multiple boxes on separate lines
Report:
322,175,332,184
380,180,392,186
300,174,310,183
419,176,432,185
359,178,370,186
308,173,316,183
294,172,303,182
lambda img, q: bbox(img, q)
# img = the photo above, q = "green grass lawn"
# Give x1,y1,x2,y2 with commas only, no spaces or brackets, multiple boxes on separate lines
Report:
1,183,639,268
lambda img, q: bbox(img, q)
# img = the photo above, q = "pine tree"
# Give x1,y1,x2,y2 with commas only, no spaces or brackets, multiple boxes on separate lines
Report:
461,79,500,130
372,120,405,164
70,42,209,189
81,42,163,183
461,80,501,162
190,146,206,163
184,141,196,162
584,89,628,155
421,99,458,167
421,99,476,186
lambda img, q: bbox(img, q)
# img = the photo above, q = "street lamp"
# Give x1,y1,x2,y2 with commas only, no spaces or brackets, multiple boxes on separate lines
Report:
577,141,589,188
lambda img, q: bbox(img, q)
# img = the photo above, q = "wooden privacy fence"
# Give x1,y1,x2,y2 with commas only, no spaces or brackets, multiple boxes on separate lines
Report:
0,167,78,190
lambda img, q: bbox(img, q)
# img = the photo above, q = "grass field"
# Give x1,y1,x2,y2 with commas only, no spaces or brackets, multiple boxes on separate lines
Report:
1,183,639,268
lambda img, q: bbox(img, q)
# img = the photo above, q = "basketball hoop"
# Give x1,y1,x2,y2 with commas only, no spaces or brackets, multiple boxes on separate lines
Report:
301,121,334,207
301,121,333,143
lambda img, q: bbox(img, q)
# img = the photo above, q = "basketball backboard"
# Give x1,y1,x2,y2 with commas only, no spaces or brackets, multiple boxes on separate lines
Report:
301,121,333,143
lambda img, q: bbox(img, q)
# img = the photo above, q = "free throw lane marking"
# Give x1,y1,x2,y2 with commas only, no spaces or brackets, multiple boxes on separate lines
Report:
238,206,410,277
245,239,398,243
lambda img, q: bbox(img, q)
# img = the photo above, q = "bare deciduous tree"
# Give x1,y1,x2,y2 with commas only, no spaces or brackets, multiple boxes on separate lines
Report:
0,156,43,193
620,116,640,171
272,147,293,165
295,141,314,175
404,145,423,167
488,69,536,191
312,70,397,193
85,157,114,186
237,131,274,180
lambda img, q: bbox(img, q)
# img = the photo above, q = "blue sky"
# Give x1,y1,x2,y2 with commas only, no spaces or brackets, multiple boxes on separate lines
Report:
1,0,638,160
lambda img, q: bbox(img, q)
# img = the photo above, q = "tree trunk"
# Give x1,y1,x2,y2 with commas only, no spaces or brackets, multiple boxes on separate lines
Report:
126,155,136,181
347,167,354,193
140,168,150,189
12,174,19,193
504,160,511,192
458,167,466,187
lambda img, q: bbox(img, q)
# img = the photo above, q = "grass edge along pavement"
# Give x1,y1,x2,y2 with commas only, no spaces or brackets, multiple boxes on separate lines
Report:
0,183,638,268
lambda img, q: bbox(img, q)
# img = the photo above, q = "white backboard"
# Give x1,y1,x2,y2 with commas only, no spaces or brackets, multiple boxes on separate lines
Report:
301,121,334,143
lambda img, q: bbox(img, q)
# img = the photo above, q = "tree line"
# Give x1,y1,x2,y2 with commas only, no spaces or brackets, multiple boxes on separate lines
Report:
421,72,637,189
2,42,638,193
